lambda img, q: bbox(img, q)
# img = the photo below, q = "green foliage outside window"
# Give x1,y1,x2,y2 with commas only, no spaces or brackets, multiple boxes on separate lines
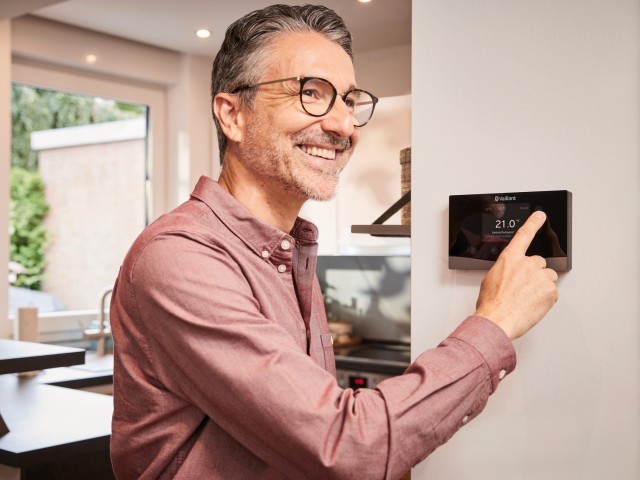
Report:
10,84,146,290
12,85,145,170
9,168,49,290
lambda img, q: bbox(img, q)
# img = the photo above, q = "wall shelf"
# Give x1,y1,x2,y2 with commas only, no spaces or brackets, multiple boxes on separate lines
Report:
350,224,410,237
350,190,411,238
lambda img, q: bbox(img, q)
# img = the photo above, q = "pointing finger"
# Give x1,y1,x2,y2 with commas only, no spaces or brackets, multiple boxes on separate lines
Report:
503,211,547,256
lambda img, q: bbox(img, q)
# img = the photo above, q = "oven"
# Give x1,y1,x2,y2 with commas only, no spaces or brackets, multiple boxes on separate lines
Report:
318,254,412,390
334,342,410,389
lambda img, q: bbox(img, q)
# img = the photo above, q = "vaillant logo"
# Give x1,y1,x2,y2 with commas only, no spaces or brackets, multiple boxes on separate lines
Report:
495,195,516,202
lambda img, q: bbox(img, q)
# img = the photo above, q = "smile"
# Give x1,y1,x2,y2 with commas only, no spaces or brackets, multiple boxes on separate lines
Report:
299,144,337,160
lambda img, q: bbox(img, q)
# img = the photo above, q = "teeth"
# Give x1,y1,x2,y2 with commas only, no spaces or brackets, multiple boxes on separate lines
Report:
301,145,336,160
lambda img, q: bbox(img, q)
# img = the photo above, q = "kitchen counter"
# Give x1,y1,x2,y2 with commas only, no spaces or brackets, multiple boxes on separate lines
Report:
0,374,113,479
0,339,84,375
36,352,113,390
0,341,114,479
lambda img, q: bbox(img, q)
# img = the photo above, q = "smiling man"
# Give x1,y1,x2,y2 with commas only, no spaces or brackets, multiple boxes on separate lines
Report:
214,27,366,222
109,5,558,480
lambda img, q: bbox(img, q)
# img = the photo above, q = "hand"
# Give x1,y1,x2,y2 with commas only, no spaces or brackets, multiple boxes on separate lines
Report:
475,211,559,340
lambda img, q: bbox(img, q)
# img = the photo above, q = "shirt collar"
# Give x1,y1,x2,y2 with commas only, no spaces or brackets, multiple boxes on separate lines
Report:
189,175,319,257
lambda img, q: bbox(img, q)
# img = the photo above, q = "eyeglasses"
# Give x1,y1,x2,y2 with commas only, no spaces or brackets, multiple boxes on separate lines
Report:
231,76,379,127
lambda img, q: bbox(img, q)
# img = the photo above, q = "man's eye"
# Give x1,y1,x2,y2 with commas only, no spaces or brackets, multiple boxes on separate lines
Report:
301,88,321,100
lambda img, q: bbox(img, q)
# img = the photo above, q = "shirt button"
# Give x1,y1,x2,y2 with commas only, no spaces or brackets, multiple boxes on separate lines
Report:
280,240,291,250
462,415,470,424
261,250,269,258
499,369,507,380
277,264,287,273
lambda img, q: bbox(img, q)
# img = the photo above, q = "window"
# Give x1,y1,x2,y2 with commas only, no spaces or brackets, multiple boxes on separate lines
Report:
9,60,166,348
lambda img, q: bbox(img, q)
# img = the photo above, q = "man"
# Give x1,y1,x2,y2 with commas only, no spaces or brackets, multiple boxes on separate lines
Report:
110,4,558,479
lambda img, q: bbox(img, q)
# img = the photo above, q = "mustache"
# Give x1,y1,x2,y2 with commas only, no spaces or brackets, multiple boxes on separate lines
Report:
293,132,351,151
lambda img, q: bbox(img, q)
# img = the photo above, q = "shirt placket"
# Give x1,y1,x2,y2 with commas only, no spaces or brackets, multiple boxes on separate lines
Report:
291,238,318,358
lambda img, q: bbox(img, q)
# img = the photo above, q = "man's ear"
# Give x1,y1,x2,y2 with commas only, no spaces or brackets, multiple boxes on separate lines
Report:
213,93,245,143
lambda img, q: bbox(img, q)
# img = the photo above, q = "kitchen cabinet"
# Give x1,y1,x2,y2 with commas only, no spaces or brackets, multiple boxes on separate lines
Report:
301,94,411,255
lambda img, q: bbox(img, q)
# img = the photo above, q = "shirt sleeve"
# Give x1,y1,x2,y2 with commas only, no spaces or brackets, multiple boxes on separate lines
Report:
122,231,515,480
376,316,516,478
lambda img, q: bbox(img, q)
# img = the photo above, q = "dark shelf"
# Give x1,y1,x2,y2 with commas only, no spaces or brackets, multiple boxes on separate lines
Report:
350,224,410,237
351,190,411,238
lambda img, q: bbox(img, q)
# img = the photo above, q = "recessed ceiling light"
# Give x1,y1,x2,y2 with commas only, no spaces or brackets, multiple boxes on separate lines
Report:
358,0,372,3
85,54,97,64
196,29,211,39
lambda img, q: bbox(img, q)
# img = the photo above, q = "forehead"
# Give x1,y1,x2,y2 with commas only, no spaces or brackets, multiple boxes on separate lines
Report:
262,31,356,89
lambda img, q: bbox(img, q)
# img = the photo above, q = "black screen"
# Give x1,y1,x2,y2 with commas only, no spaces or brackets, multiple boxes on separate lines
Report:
449,190,571,270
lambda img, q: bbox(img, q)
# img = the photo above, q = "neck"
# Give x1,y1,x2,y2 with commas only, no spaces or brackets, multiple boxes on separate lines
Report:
218,156,305,233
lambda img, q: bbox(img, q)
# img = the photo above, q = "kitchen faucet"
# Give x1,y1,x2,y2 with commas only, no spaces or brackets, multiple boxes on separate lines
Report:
83,287,113,356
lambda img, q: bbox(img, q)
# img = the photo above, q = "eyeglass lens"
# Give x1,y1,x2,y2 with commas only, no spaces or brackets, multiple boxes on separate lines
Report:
300,78,376,127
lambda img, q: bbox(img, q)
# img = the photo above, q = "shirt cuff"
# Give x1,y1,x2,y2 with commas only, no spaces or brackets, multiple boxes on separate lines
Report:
445,315,517,393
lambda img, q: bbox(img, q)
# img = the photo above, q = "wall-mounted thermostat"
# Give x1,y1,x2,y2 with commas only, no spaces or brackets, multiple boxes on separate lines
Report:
449,190,572,271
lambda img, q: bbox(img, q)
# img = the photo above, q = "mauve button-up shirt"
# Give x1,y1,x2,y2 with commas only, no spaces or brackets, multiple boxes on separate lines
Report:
110,176,516,480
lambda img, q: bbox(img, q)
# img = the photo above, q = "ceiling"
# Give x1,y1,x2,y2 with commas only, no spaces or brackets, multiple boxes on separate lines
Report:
22,0,411,58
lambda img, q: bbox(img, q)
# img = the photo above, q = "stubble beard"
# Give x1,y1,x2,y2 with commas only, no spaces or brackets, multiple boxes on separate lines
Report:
243,114,353,202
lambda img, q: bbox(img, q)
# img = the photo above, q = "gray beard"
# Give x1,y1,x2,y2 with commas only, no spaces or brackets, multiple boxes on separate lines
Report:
243,121,353,202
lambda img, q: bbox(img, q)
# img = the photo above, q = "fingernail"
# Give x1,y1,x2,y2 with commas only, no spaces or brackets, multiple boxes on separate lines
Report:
534,211,546,220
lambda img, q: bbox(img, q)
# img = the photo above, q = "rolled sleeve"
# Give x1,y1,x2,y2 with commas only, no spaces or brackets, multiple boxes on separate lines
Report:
446,315,516,393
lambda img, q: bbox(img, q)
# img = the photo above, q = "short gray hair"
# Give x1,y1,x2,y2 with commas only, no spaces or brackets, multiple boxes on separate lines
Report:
210,4,354,161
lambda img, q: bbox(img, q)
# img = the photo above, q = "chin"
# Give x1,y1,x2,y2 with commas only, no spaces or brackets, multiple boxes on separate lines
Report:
300,179,339,202
307,191,336,202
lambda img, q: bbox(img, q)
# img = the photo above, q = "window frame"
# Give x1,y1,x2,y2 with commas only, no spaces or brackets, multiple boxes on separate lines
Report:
6,58,167,342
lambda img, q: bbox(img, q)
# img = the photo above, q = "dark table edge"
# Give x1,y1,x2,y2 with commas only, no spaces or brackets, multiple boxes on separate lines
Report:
46,374,114,390
0,434,111,468
0,350,86,375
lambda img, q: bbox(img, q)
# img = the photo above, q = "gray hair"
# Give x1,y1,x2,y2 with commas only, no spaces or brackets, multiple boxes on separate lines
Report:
210,4,354,161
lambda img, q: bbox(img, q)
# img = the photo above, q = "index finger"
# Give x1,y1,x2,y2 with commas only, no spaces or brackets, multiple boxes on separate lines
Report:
503,211,547,256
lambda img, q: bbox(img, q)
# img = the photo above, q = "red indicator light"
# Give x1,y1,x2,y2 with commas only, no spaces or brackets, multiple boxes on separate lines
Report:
348,375,368,389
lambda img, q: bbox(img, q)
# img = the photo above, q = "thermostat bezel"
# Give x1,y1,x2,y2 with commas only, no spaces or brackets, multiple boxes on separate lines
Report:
448,190,572,271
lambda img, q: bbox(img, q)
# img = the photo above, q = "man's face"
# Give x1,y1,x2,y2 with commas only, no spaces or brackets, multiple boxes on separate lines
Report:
238,32,360,202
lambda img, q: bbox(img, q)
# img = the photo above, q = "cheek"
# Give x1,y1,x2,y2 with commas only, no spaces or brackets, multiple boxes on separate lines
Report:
351,127,361,145
348,130,361,154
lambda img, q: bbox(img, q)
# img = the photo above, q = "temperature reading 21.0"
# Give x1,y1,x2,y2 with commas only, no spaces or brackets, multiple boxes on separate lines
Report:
481,202,531,239
495,218,521,229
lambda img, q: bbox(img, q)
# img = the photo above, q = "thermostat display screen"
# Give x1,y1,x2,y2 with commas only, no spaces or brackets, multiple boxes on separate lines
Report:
481,202,530,239
449,190,571,271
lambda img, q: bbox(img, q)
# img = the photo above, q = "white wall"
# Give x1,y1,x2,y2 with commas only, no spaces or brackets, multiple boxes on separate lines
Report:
167,54,218,205
0,20,11,338
411,1,639,479
355,44,411,98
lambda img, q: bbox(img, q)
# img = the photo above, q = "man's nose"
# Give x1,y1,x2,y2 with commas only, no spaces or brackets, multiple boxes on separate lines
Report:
320,97,356,138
